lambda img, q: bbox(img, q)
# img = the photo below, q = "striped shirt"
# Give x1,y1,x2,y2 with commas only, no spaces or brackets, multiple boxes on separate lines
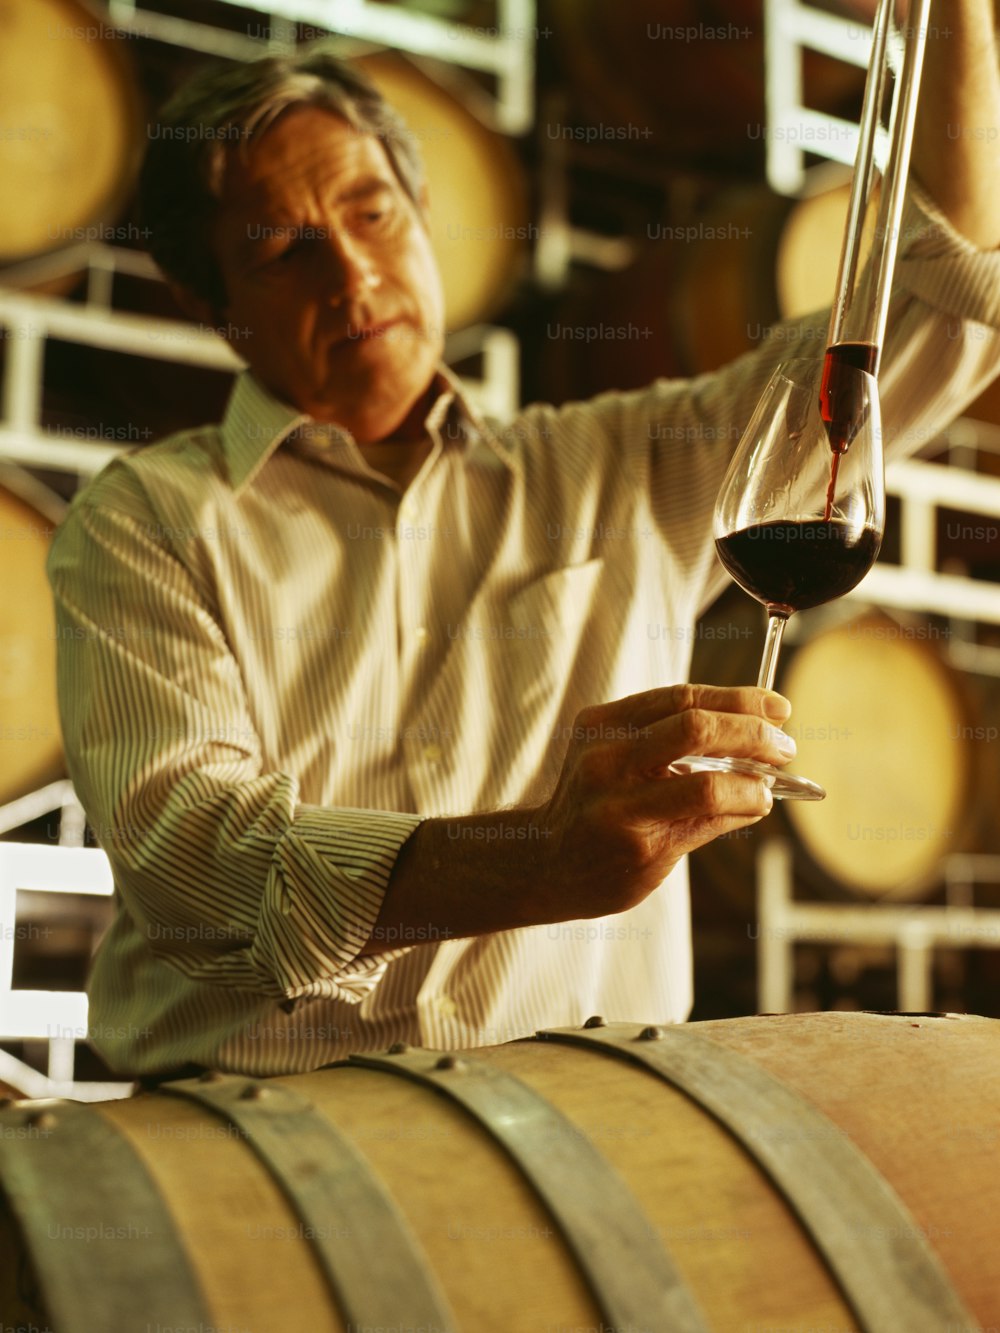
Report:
48,189,1000,1076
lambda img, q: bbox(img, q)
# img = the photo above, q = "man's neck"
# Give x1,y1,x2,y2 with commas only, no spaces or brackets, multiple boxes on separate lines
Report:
355,373,449,490
358,436,434,492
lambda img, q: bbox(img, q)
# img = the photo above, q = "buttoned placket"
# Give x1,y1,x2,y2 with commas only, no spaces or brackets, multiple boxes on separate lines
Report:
394,432,450,797
276,391,479,812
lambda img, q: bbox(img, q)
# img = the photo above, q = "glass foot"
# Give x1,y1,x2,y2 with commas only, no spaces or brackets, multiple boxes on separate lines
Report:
667,754,826,801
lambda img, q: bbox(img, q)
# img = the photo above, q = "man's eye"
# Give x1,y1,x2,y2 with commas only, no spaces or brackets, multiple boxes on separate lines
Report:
353,205,395,232
254,242,303,268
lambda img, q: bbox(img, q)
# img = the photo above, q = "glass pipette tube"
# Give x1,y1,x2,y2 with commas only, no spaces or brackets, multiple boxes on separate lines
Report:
825,0,933,373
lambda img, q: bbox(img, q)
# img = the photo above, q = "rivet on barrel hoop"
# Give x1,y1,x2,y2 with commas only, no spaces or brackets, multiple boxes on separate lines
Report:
239,1083,267,1101
199,1070,224,1083
434,1055,465,1072
638,1025,666,1042
387,1041,409,1055
27,1110,56,1131
583,1015,606,1029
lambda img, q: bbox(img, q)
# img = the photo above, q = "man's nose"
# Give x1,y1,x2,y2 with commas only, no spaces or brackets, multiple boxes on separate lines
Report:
320,233,381,305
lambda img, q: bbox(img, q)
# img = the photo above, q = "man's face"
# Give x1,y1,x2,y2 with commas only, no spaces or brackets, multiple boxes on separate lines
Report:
210,105,446,444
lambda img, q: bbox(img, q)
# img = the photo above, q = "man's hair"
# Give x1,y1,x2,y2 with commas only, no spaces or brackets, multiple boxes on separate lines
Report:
140,50,425,309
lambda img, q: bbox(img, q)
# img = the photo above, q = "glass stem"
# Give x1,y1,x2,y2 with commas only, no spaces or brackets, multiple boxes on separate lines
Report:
757,612,789,691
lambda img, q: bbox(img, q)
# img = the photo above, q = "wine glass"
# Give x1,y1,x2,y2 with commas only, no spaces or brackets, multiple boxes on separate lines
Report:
669,354,884,800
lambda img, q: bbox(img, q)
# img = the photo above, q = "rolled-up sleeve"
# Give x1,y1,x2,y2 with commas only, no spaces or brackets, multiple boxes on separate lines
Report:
48,483,422,1005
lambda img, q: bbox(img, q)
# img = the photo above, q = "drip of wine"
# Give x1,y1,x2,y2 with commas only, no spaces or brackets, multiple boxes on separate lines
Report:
716,519,882,616
819,342,879,520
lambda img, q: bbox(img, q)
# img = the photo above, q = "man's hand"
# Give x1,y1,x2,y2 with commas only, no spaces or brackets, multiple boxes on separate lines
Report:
527,684,793,922
361,684,792,953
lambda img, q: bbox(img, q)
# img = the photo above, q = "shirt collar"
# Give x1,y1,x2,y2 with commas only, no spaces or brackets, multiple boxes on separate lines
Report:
220,367,519,495
221,372,309,493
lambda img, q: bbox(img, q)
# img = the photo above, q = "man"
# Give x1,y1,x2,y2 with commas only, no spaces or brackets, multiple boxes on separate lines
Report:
49,10,1000,1076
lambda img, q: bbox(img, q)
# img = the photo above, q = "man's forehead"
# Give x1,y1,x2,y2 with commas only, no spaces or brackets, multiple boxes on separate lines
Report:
218,105,396,211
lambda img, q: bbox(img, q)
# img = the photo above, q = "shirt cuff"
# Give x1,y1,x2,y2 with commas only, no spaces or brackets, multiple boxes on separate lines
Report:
258,805,424,1004
896,184,1000,329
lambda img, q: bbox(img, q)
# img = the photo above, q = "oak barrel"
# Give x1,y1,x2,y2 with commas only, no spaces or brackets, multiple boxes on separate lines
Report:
0,0,142,287
0,470,66,803
355,53,529,332
543,171,865,405
782,612,977,900
0,1011,996,1331
548,1,872,176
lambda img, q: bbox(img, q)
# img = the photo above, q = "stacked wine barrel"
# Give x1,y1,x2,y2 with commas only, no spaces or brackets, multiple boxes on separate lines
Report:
1,1011,997,1331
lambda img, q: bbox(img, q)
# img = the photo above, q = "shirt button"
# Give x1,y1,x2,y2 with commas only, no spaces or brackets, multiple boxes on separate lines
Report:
422,743,443,764
413,626,429,643
434,995,458,1018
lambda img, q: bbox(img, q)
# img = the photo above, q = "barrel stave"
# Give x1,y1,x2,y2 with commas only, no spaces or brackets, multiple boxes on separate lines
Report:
284,1064,598,1331
483,1037,859,1331
696,1010,1000,1324
95,1090,342,1333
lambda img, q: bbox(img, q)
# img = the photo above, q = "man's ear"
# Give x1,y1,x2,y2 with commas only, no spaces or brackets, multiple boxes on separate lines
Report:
416,182,432,231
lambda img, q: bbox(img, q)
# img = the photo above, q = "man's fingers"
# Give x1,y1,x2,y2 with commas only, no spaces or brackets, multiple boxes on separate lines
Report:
668,683,792,722
591,683,792,731
631,770,774,823
633,710,797,771
671,810,773,856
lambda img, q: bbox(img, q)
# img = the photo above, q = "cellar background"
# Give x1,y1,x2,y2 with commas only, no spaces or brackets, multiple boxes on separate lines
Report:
3,0,1000,1100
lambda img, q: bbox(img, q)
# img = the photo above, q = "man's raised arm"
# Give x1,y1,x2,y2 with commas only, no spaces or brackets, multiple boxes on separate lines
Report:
911,0,1000,249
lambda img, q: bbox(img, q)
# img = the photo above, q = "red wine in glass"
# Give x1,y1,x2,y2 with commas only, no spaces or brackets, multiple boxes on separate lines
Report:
715,519,882,618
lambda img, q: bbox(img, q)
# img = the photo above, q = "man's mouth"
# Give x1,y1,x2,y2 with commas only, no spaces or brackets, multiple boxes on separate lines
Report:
343,319,403,343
